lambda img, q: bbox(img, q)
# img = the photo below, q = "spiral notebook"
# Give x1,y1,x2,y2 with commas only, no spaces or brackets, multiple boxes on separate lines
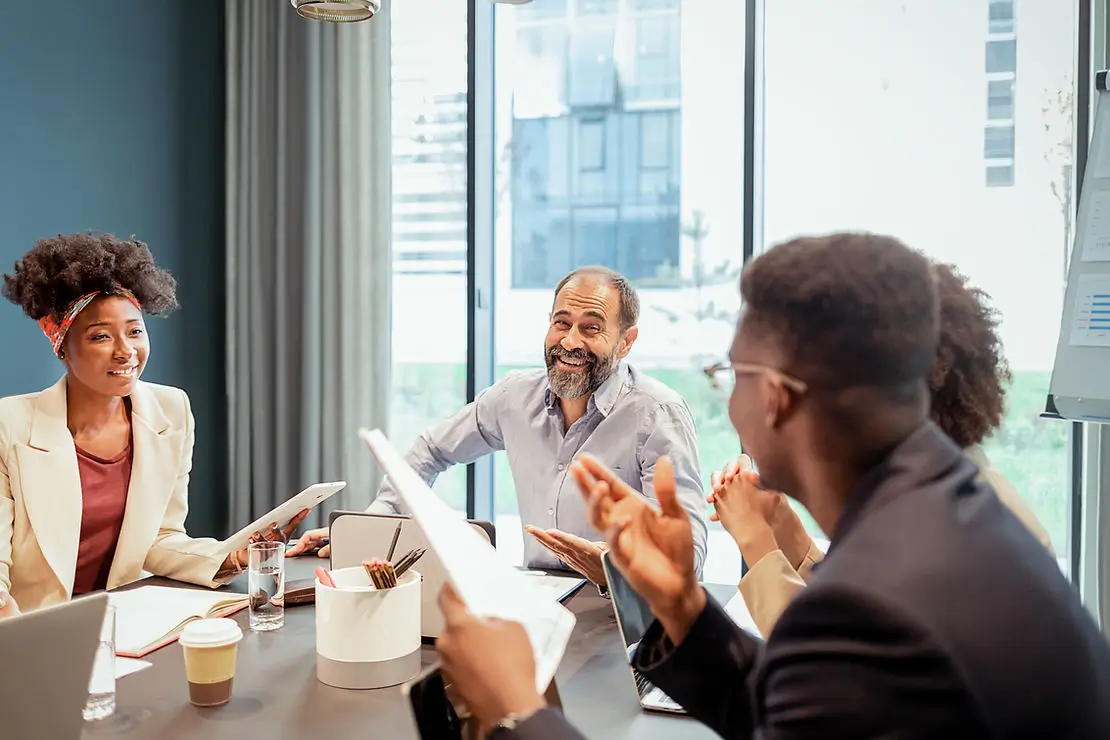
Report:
108,586,249,658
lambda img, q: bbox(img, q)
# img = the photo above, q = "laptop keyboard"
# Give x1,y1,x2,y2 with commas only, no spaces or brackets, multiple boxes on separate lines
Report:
634,670,682,710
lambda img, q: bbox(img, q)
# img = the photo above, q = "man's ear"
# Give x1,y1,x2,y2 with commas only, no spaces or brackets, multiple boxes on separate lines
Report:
765,379,797,430
617,326,639,358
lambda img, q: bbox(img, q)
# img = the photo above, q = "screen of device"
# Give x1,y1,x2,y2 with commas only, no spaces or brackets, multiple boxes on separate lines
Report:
602,550,655,655
405,666,465,740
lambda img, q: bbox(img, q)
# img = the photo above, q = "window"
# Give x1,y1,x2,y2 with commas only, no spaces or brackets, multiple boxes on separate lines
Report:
989,0,1016,35
985,3,1017,188
763,1,1077,565
986,163,1015,188
492,1,747,574
986,39,1017,74
987,79,1015,120
984,125,1015,159
506,2,684,289
388,0,469,512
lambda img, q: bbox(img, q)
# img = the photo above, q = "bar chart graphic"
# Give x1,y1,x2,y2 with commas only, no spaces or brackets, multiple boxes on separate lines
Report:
1070,274,1110,347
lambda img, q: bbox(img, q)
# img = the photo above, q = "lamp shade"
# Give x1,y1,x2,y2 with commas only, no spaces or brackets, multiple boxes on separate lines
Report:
290,0,381,22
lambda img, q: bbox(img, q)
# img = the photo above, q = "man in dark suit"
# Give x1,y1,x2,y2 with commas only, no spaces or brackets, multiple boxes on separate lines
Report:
434,233,1110,739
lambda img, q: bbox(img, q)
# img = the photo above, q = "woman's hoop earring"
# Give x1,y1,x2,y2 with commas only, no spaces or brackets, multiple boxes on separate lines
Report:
57,350,65,359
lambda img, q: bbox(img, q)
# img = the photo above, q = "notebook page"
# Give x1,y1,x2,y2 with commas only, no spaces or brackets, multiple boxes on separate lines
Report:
360,428,577,695
109,586,246,654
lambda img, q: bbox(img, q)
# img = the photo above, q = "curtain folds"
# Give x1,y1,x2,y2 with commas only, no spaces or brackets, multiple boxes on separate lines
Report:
225,0,391,530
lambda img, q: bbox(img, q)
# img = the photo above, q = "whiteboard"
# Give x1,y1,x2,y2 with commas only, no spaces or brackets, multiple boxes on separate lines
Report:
1049,70,1110,422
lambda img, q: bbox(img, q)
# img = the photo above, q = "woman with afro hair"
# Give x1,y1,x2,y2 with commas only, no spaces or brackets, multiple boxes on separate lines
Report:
0,233,306,617
709,260,1055,637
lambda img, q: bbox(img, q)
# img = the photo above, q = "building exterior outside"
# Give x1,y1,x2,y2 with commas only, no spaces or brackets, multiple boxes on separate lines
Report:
390,0,1078,566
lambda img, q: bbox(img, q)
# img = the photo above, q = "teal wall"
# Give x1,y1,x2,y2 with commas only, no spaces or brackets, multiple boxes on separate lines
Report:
0,1,228,535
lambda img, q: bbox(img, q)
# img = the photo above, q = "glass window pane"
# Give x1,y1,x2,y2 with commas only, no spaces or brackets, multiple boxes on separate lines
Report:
986,39,1017,74
984,125,1015,159
988,79,1015,120
493,1,747,579
989,1,1016,34
764,1,1077,564
568,21,617,107
986,164,1014,187
390,0,469,512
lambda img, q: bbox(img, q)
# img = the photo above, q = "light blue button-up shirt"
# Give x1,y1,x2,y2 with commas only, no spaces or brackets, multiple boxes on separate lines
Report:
368,362,708,575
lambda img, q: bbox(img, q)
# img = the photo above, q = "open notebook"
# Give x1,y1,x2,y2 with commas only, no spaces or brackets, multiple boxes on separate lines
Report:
108,586,248,658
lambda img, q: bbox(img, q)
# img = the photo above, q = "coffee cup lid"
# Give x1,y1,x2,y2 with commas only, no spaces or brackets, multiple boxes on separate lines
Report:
179,618,243,648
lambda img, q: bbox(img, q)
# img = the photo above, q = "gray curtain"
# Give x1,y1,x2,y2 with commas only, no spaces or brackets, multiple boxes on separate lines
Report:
225,1,391,530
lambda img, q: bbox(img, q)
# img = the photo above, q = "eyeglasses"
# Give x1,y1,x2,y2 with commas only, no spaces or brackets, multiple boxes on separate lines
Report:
703,361,808,400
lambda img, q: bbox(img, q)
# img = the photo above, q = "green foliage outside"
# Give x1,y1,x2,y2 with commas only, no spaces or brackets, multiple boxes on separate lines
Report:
390,363,1071,554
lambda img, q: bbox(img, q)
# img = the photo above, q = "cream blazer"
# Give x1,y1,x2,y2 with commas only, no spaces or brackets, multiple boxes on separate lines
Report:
738,444,1057,637
0,377,229,612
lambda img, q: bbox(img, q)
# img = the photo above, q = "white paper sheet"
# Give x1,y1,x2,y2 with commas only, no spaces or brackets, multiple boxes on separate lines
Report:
723,591,762,639
359,428,577,694
114,657,152,680
520,572,588,603
1081,190,1110,263
1068,274,1110,347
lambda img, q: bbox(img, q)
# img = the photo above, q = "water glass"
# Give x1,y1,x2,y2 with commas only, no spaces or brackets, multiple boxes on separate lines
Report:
248,541,285,631
84,604,116,721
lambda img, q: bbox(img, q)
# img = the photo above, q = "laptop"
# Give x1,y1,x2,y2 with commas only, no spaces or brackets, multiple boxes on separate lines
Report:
601,550,686,715
1,592,109,739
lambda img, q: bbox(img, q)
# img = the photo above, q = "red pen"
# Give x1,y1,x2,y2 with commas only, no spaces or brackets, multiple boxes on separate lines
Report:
315,566,336,588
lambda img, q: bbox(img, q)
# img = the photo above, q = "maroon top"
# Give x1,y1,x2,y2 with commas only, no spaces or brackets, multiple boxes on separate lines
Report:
72,441,132,595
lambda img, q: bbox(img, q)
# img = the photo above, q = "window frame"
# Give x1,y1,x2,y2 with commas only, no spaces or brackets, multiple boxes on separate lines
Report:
463,0,1091,594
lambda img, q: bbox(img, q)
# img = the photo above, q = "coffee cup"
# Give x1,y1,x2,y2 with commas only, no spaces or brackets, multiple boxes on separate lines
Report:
179,618,243,707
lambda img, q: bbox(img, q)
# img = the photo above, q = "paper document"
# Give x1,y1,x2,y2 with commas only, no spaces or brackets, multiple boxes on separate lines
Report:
1081,190,1110,263
1068,274,1110,347
359,428,577,694
521,572,588,603
723,591,762,639
108,586,248,657
114,657,152,680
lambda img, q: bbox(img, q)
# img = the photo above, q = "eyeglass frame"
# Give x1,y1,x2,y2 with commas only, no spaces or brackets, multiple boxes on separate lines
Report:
703,361,809,396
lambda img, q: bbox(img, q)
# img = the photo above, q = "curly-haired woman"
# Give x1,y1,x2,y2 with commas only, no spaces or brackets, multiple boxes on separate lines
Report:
0,233,306,617
710,261,1055,637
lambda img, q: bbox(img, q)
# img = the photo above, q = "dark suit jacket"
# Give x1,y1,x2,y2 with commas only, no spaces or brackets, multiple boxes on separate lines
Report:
630,423,1110,739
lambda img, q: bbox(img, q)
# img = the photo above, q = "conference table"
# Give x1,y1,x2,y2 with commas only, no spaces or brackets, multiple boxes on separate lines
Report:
82,557,741,739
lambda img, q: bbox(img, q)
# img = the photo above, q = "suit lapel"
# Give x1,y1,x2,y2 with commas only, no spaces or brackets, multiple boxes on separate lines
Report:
16,377,83,597
106,382,182,590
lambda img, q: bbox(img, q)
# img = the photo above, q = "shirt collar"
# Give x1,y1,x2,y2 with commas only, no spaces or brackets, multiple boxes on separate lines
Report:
543,361,630,417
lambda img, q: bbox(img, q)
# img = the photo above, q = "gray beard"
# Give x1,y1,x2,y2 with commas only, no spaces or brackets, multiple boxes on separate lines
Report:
545,344,618,399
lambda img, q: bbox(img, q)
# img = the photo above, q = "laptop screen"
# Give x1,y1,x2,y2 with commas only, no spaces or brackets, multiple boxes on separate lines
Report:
601,551,655,656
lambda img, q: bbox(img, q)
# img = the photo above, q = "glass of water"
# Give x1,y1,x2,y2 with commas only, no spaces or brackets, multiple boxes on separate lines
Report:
248,541,285,631
84,604,116,721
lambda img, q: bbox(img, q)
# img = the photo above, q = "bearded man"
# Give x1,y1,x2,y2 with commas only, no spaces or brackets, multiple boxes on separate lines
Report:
290,266,707,591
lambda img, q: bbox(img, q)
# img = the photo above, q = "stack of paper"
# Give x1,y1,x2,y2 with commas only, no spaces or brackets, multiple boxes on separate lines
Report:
359,428,578,694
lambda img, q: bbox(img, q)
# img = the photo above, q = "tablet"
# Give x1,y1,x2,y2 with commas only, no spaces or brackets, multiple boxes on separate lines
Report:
216,481,347,555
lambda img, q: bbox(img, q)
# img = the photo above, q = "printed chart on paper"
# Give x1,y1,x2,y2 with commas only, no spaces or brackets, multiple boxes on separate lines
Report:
1069,274,1110,347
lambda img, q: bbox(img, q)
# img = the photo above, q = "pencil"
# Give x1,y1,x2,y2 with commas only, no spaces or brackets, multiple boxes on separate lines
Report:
393,548,417,574
386,521,402,562
395,548,426,578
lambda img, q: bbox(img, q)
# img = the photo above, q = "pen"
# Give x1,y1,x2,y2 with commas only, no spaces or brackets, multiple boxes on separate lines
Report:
386,522,402,562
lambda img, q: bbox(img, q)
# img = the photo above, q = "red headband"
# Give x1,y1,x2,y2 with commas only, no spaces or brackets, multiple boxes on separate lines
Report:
38,290,141,357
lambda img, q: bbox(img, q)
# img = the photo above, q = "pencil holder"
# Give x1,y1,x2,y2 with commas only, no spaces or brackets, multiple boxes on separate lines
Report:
315,566,422,689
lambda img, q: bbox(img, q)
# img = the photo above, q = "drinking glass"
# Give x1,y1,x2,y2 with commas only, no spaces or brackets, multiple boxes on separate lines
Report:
84,604,116,721
248,541,285,631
